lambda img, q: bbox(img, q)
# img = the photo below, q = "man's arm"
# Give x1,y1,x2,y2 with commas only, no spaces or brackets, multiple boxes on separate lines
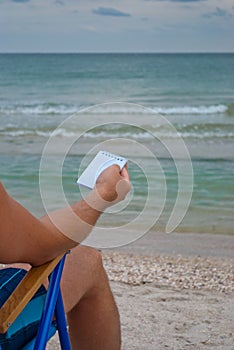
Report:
0,165,130,266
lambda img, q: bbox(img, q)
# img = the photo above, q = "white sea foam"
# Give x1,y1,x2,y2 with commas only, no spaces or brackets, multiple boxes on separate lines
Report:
80,104,228,115
0,103,228,116
1,128,234,139
0,104,78,115
152,105,228,115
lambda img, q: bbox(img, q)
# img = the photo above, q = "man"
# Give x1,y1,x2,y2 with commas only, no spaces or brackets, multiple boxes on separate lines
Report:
0,164,130,350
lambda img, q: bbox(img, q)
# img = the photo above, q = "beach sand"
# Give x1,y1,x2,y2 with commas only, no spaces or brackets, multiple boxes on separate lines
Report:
47,231,234,349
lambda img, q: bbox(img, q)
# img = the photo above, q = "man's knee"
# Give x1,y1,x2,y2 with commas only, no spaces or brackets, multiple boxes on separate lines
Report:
70,246,105,281
61,246,107,310
79,246,103,272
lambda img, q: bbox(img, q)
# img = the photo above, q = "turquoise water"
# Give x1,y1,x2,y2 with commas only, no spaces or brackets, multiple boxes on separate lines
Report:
0,53,234,235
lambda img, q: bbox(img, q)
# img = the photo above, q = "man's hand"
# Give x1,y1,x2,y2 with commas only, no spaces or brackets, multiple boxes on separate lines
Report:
95,164,130,203
85,164,130,212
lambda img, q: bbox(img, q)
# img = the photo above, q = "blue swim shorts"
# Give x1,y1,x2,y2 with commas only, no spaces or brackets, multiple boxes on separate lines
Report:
0,268,47,350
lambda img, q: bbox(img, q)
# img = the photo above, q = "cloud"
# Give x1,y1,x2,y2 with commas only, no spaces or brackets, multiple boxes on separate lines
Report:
144,0,206,2
171,0,205,2
203,7,233,19
11,0,30,3
92,7,131,17
54,0,64,5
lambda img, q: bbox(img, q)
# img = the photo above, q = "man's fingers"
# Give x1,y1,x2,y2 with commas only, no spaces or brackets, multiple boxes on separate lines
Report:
120,165,130,181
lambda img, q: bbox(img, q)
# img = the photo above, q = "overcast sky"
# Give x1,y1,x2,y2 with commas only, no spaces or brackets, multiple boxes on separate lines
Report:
0,0,233,53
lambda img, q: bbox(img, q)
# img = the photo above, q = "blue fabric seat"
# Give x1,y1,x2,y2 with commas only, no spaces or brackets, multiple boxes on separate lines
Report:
21,324,57,350
0,254,72,350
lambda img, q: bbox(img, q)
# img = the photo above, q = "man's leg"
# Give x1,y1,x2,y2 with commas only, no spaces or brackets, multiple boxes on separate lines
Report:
59,246,121,350
7,246,121,350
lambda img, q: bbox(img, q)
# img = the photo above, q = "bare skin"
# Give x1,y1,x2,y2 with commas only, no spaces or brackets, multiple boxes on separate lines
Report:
10,246,121,350
0,165,130,265
0,164,131,350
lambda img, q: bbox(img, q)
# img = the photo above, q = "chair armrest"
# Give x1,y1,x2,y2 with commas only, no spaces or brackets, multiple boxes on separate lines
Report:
0,254,64,333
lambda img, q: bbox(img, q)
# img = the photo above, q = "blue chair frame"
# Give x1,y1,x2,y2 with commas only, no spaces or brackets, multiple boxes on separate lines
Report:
0,254,72,350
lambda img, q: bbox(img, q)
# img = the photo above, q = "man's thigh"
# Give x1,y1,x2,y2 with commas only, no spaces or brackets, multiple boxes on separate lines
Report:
4,245,103,315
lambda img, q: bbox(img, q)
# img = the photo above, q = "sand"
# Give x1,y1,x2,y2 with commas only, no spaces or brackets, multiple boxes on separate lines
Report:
111,282,234,350
47,231,234,349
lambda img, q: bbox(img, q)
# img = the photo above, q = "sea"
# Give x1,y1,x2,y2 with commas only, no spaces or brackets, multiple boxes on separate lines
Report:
0,53,233,247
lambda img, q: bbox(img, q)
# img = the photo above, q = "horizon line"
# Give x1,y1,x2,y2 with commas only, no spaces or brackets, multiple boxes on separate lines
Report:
0,51,234,54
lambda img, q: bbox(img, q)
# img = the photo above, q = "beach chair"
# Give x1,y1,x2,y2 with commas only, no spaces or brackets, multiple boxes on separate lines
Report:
0,253,72,350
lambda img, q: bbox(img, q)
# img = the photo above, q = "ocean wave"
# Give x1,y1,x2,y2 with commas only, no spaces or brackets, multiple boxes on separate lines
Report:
0,128,152,139
152,105,228,115
0,103,78,115
1,127,234,140
0,128,76,138
0,102,229,116
81,104,229,115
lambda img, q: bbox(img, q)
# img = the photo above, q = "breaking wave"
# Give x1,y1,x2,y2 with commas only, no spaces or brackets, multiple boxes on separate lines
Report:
0,102,230,116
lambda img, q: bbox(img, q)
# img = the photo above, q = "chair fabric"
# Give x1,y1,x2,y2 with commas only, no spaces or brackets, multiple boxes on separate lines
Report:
21,324,57,350
0,254,72,350
0,269,47,350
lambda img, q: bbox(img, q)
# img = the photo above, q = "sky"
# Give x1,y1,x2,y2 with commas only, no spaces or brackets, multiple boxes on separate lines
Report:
0,0,233,53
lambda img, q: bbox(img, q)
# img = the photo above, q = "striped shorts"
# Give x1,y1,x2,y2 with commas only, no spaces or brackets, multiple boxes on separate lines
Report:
0,268,47,350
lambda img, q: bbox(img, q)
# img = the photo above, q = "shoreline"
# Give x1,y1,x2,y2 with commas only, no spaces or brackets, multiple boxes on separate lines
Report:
102,230,234,259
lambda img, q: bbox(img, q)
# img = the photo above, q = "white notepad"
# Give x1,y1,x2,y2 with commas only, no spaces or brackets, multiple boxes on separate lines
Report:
77,151,128,189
